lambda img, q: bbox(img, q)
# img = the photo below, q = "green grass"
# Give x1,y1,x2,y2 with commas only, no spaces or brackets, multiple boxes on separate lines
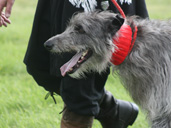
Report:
0,0,171,127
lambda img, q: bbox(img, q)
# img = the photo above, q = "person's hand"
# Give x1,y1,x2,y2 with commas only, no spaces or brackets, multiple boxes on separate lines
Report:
0,12,11,27
0,0,15,27
0,0,15,18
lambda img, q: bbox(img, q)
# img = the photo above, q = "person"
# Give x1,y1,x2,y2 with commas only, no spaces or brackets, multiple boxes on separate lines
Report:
0,0,149,127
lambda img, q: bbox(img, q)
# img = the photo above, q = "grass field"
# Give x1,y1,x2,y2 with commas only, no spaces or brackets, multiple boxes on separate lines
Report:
0,0,171,128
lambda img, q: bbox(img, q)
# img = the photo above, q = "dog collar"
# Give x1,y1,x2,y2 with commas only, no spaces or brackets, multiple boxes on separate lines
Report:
111,23,138,65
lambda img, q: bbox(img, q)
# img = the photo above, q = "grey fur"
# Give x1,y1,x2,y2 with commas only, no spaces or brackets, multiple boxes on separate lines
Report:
44,11,171,128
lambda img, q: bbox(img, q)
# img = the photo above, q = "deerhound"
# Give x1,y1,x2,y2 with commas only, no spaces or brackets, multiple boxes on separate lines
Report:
44,11,171,128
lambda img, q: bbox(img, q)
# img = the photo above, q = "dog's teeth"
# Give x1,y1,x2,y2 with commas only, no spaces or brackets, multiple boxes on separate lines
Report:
81,56,84,60
82,53,86,57
82,50,88,57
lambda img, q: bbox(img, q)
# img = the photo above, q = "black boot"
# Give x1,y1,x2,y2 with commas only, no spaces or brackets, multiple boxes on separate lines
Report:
96,91,139,128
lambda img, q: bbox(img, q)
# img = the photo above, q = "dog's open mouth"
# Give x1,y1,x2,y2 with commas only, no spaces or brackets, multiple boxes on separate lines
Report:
60,50,93,76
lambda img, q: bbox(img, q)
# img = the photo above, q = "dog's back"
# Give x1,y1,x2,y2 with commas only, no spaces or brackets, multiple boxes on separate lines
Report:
117,18,171,127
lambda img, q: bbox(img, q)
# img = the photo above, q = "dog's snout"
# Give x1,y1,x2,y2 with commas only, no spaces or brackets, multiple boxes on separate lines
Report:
44,41,54,51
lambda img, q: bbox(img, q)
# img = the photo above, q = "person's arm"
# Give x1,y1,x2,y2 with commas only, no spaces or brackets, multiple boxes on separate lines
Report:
0,0,15,27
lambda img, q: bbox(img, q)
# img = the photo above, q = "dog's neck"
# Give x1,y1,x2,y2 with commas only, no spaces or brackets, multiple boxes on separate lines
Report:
111,21,138,65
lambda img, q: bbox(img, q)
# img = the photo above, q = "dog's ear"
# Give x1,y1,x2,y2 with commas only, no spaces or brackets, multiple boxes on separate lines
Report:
113,15,125,28
107,14,124,35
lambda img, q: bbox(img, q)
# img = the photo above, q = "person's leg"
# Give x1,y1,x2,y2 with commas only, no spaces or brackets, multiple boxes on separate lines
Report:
60,74,105,117
92,69,139,127
25,0,95,127
59,71,109,128
61,106,94,128
96,90,139,128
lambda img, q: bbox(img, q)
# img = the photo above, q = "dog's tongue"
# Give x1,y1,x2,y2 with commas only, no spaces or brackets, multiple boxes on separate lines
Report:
60,52,83,76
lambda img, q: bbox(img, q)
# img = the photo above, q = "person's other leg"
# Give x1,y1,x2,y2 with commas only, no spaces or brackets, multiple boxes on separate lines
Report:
60,71,109,128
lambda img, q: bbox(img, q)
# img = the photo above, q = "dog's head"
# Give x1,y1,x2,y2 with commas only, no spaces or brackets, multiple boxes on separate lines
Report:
44,11,124,78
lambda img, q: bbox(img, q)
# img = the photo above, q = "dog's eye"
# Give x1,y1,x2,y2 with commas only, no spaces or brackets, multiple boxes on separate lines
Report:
74,25,85,34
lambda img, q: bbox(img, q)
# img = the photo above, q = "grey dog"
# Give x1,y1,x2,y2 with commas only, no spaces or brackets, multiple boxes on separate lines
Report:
44,11,171,128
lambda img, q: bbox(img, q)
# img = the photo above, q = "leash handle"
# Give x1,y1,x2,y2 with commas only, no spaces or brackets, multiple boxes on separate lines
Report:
111,0,126,18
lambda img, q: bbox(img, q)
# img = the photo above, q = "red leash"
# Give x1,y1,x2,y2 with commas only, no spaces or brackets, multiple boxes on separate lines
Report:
111,0,126,18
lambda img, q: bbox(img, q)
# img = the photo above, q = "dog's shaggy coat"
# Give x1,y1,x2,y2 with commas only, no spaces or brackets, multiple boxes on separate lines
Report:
44,11,171,128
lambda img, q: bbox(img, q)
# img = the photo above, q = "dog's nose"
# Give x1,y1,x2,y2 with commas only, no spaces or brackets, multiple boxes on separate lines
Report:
44,41,54,51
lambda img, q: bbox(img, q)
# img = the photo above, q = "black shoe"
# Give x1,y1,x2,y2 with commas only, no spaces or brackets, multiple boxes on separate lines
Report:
96,91,139,128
